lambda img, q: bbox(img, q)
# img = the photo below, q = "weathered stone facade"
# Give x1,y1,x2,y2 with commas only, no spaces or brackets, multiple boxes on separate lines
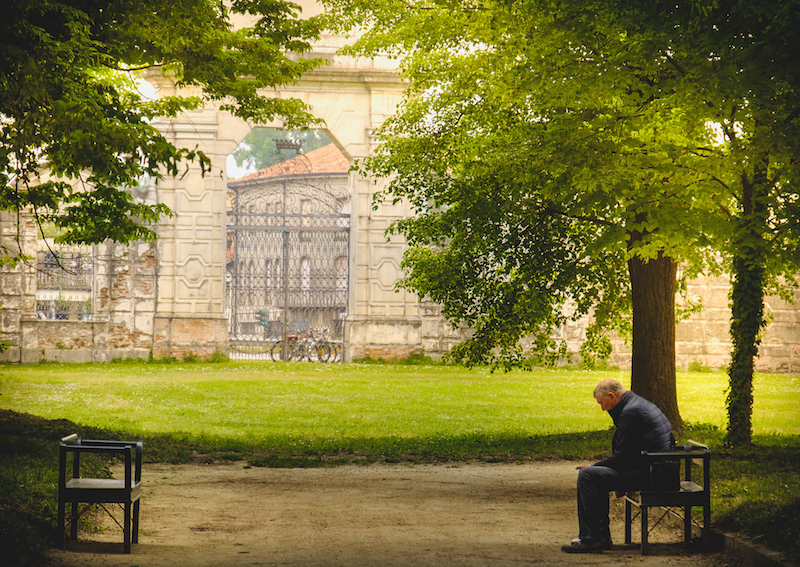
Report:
550,273,800,374
0,211,38,362
676,275,800,373
1,238,154,363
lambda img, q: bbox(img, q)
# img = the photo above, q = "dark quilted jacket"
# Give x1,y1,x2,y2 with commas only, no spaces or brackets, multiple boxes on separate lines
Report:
594,390,673,470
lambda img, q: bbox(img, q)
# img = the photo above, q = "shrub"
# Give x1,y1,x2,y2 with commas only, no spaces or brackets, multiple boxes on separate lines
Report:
688,360,713,372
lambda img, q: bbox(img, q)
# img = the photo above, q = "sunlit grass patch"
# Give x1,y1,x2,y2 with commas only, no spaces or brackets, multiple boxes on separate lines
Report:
2,363,796,442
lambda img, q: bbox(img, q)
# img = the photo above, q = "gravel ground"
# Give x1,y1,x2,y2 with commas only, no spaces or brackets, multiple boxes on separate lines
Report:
47,461,747,567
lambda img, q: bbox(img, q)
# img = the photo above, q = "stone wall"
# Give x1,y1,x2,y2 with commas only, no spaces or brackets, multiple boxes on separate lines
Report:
94,242,152,361
0,206,227,363
675,274,800,373
2,212,800,370
0,211,38,363
598,274,800,373
4,239,161,364
152,314,229,361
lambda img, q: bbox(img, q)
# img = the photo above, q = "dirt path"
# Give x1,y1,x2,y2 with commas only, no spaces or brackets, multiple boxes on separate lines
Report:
48,461,738,567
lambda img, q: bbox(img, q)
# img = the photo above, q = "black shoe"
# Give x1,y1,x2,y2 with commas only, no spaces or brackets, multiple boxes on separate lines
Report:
561,539,606,554
569,538,613,550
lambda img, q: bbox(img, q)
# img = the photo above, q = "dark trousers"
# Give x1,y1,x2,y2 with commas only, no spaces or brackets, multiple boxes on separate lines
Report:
576,465,641,542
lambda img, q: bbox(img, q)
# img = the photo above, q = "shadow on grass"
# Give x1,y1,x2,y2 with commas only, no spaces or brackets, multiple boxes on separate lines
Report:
709,434,800,563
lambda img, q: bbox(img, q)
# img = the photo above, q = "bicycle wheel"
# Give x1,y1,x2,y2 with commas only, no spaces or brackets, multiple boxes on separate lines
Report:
293,347,310,361
315,343,333,363
289,341,309,361
270,342,284,362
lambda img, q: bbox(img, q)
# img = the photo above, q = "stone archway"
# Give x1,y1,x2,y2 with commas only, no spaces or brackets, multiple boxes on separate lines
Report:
145,3,436,361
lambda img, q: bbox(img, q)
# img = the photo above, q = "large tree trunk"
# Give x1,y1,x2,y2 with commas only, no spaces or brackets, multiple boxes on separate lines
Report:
628,252,683,433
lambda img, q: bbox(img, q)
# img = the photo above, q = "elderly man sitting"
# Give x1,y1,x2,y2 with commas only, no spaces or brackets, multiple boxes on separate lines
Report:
562,379,673,554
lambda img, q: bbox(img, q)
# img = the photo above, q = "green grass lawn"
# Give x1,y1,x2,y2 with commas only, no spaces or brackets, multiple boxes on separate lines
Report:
1,361,798,563
2,363,622,443
2,362,797,443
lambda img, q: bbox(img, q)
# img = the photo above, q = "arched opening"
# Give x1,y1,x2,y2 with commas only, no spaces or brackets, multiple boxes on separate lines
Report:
225,127,350,360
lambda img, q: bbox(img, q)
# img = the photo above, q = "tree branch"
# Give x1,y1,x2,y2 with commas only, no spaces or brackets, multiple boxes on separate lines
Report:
543,205,618,227
662,52,688,77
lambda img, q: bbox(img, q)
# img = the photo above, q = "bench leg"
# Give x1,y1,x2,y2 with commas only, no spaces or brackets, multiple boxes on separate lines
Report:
133,500,140,544
124,502,131,554
703,502,711,550
70,502,78,541
624,500,632,544
684,505,692,546
641,505,649,555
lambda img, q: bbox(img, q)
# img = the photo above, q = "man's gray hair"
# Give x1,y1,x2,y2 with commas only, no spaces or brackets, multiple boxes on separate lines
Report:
593,379,626,398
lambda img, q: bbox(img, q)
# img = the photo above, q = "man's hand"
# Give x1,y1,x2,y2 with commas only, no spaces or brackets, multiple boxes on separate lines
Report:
576,465,591,470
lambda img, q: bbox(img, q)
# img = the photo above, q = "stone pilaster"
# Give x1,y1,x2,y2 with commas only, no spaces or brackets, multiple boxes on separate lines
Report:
0,211,38,362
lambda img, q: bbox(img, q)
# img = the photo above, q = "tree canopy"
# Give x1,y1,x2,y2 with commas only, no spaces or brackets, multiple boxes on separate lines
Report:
1,0,322,263
323,0,800,438
587,0,800,444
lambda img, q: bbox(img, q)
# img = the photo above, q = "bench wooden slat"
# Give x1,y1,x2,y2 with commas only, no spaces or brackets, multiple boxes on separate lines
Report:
66,478,125,490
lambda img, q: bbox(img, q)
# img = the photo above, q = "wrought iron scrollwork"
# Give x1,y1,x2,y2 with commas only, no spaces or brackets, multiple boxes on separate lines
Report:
226,146,350,362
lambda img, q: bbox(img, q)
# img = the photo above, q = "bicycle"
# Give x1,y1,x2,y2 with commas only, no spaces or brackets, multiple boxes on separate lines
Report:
270,329,333,362
308,327,339,363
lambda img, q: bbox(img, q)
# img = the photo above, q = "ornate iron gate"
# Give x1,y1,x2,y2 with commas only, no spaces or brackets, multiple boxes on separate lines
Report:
226,152,350,361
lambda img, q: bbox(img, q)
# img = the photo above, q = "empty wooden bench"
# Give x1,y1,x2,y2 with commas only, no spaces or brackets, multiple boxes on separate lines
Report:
57,435,143,553
623,442,711,555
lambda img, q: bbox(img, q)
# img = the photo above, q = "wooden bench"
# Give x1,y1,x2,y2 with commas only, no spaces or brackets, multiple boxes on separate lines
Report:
623,442,711,555
57,435,143,553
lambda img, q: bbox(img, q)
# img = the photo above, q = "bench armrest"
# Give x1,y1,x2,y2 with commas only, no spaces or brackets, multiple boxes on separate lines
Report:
640,448,710,491
60,437,143,486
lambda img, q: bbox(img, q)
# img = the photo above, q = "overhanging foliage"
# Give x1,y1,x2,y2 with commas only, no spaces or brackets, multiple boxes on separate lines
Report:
1,0,323,264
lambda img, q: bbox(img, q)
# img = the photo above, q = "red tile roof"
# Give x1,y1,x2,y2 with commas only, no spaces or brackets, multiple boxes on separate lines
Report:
230,144,349,183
